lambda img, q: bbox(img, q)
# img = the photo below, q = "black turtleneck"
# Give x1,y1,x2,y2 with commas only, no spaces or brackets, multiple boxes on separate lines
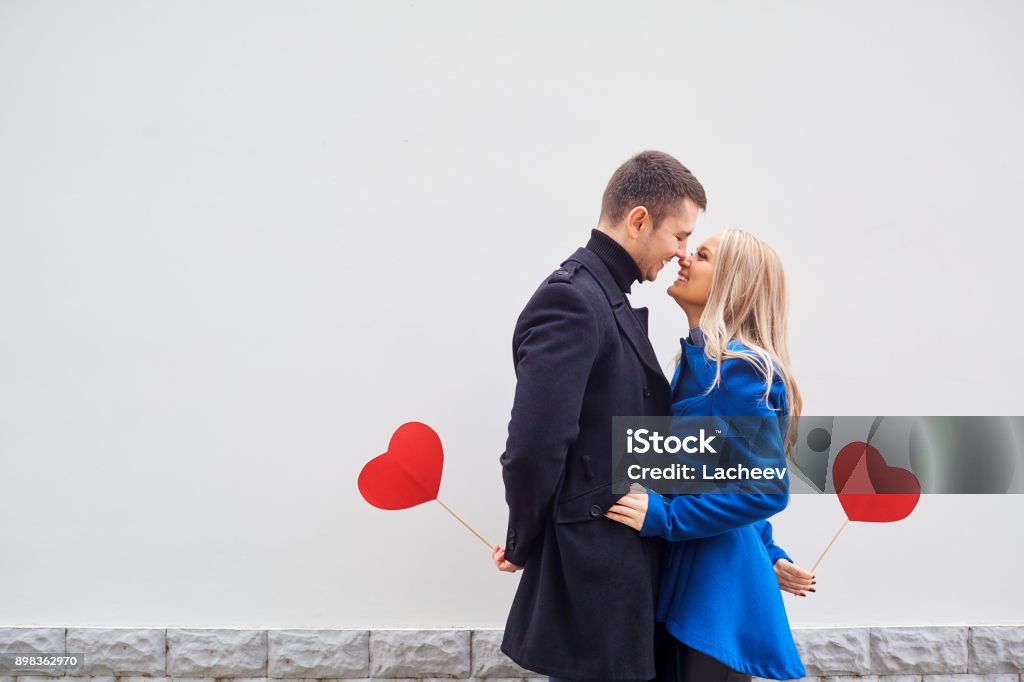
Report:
585,229,642,294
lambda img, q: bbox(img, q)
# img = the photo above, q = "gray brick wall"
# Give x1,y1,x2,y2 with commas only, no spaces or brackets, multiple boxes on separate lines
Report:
0,627,1021,681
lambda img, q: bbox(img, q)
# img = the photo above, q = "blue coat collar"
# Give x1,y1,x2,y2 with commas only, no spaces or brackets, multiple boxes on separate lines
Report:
674,336,749,392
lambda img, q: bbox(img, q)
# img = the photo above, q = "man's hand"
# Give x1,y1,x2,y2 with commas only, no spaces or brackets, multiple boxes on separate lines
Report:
604,493,649,531
492,544,523,573
774,558,816,596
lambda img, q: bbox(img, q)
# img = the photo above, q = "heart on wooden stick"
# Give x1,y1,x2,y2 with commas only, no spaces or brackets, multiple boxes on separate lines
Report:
358,421,491,549
358,421,443,510
833,440,921,522
812,421,923,574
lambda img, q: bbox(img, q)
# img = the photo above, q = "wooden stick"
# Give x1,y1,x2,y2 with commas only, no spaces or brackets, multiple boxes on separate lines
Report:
811,518,849,573
435,498,492,549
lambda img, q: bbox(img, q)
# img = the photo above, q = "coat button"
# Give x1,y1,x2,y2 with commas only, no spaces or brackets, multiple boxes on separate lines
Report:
643,386,651,398
589,504,602,517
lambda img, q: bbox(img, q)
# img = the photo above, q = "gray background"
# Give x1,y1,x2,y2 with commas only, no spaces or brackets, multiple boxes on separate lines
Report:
1,0,1022,627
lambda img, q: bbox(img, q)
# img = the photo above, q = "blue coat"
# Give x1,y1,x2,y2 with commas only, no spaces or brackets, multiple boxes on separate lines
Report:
639,336,806,681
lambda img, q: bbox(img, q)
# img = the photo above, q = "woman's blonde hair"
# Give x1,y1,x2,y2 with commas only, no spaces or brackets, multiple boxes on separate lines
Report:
677,228,803,459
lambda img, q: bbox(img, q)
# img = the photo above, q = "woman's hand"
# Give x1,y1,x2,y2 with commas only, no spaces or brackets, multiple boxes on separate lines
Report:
774,558,816,596
492,544,523,573
604,493,649,531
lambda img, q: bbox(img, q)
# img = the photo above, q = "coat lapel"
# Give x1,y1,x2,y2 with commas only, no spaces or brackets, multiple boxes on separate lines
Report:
672,340,714,411
632,306,649,334
563,248,666,381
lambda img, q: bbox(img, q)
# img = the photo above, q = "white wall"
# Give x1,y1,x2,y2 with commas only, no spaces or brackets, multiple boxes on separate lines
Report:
1,0,1022,628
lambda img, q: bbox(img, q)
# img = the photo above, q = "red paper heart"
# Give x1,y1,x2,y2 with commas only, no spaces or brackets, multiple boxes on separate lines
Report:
358,422,443,510
833,441,921,522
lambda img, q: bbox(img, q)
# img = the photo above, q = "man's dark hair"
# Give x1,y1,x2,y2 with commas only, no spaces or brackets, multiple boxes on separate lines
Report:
599,150,707,228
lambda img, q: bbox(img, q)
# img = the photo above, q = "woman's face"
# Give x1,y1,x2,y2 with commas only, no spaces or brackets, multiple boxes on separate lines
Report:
668,233,719,308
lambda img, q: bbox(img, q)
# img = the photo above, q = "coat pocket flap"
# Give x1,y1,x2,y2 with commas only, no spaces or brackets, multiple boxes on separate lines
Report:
555,480,627,524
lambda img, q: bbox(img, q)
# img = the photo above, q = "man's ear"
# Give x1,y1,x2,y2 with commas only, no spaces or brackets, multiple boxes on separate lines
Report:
625,206,649,240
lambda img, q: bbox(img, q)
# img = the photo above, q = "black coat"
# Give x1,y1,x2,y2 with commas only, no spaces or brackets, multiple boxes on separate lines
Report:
499,247,673,680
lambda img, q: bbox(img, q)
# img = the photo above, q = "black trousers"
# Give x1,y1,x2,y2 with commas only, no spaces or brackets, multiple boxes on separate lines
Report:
653,622,753,682
546,624,753,682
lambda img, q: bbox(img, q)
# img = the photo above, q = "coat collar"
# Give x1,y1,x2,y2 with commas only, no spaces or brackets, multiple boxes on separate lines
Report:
563,247,664,380
676,336,752,392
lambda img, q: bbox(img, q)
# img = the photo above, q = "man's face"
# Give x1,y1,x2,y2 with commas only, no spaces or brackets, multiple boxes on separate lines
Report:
635,197,699,282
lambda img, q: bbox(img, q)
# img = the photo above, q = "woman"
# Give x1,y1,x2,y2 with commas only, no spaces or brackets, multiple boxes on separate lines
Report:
606,229,814,682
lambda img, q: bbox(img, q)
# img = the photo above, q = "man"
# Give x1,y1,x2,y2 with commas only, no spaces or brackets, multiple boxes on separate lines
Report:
493,151,707,681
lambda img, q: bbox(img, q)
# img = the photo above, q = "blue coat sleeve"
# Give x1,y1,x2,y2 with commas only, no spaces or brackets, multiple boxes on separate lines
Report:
641,490,789,541
640,354,791,542
499,281,600,566
754,518,793,565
